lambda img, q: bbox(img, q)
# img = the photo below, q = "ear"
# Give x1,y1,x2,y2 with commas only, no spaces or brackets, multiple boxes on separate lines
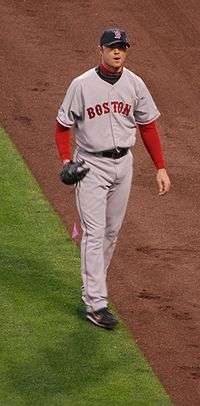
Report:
98,45,103,56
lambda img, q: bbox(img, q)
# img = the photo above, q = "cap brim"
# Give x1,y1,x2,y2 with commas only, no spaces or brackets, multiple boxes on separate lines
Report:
102,40,130,48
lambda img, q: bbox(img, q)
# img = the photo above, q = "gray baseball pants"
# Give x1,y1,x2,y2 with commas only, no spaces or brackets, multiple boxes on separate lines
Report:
74,148,133,312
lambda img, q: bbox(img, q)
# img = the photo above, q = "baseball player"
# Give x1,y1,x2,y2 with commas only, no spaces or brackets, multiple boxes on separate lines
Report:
55,28,171,330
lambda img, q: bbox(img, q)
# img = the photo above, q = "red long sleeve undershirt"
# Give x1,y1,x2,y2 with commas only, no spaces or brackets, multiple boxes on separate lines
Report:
55,121,72,161
55,120,165,169
138,121,165,169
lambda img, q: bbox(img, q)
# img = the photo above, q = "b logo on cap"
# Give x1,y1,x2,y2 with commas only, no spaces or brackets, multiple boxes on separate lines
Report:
113,30,121,39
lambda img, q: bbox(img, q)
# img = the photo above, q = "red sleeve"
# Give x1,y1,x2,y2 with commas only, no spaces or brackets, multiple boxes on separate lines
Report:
55,121,72,161
138,121,165,169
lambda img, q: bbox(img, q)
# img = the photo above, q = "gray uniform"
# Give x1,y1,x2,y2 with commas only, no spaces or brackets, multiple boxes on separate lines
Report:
57,67,160,312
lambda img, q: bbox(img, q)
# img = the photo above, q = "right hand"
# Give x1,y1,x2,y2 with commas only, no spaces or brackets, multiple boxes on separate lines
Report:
60,160,90,185
63,159,70,166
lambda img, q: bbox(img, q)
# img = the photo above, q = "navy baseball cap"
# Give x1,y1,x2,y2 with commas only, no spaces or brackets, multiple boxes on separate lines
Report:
100,28,130,48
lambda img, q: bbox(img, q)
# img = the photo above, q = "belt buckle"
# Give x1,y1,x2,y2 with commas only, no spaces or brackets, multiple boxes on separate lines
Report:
113,147,121,159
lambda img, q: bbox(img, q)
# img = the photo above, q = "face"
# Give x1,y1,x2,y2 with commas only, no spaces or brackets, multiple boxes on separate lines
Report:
99,43,128,72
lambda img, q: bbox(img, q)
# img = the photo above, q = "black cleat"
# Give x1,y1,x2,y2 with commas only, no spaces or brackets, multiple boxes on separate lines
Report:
86,307,118,330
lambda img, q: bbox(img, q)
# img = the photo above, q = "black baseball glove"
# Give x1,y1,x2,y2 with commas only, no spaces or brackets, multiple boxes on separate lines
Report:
60,160,90,185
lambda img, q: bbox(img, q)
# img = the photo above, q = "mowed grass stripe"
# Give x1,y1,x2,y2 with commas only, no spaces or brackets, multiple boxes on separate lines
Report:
0,128,172,406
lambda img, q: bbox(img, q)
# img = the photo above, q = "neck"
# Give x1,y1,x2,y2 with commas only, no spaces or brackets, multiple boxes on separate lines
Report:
100,63,123,74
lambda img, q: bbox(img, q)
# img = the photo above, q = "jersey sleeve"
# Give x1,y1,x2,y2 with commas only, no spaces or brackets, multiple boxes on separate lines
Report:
134,77,160,125
57,79,82,127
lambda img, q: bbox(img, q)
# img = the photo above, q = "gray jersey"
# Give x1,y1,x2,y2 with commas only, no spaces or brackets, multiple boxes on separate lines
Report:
57,67,160,152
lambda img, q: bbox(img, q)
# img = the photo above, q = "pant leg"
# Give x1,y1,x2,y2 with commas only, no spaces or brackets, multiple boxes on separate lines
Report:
103,151,133,274
75,169,109,312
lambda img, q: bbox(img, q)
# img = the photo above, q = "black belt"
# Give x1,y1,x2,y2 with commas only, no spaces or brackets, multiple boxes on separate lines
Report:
90,147,129,159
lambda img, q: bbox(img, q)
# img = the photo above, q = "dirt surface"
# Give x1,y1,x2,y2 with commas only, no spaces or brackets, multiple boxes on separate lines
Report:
1,1,200,404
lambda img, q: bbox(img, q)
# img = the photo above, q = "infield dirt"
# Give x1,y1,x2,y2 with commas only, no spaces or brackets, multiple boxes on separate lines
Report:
1,1,200,405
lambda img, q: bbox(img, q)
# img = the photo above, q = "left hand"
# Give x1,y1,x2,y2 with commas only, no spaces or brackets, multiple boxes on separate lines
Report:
156,168,171,196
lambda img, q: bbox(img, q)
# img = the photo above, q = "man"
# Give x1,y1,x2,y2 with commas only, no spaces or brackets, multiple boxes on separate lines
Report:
55,28,171,330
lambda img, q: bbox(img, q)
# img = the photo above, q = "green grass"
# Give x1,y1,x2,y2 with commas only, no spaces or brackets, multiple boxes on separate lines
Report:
0,127,172,405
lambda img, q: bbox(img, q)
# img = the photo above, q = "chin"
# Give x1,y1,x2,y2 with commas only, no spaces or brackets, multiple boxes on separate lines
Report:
113,62,122,68
114,64,123,70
